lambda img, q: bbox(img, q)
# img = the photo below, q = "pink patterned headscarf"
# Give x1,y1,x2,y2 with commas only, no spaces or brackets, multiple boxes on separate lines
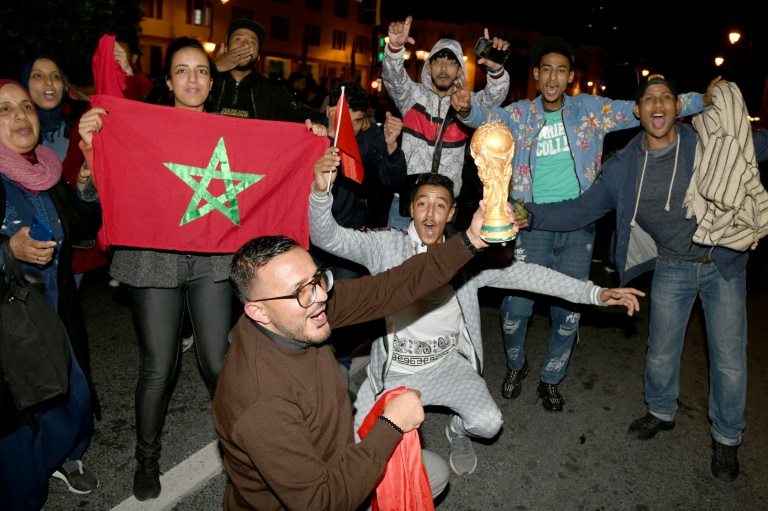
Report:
0,79,62,191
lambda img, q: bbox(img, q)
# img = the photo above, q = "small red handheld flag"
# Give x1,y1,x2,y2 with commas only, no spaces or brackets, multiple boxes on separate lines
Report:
333,86,364,184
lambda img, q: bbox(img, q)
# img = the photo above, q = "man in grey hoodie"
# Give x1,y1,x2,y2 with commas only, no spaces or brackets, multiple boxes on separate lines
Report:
382,16,510,228
309,148,645,475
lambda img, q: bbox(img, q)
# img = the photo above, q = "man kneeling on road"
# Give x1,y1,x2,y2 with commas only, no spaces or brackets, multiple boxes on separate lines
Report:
212,192,506,509
309,148,645,476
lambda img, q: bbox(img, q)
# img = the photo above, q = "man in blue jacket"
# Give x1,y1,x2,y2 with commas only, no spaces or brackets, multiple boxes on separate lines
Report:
519,74,768,482
451,36,720,412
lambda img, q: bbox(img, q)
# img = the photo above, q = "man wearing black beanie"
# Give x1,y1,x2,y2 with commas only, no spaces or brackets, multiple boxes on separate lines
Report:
210,19,324,124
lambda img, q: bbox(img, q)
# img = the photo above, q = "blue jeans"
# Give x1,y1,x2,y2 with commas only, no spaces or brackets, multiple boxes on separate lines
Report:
501,226,595,384
387,195,411,230
646,257,747,446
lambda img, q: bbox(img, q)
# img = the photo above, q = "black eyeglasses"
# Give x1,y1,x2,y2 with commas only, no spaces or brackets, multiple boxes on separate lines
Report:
249,267,333,308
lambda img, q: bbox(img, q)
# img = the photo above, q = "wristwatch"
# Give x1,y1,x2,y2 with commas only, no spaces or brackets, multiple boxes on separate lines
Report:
460,231,483,254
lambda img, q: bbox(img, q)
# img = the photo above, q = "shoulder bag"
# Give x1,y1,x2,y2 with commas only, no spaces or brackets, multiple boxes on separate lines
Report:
0,241,71,410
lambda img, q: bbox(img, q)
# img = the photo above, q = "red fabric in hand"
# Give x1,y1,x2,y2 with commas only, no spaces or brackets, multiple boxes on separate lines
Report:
357,387,435,511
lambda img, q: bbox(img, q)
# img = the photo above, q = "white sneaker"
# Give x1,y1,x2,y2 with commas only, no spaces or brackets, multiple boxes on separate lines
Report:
181,335,195,353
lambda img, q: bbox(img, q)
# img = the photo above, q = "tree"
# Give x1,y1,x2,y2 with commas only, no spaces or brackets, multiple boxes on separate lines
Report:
0,0,143,86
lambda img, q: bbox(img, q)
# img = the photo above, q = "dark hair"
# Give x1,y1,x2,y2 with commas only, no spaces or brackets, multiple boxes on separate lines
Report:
143,37,212,107
163,37,209,79
409,173,456,205
429,48,459,63
230,235,300,303
328,81,368,113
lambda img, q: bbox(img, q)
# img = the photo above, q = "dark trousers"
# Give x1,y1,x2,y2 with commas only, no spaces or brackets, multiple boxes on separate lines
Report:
129,255,236,461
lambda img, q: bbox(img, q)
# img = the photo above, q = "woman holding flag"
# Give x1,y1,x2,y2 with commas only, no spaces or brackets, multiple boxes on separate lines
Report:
79,37,236,502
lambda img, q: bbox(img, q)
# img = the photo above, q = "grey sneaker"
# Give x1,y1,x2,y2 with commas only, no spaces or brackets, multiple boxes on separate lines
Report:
445,425,477,475
52,459,99,494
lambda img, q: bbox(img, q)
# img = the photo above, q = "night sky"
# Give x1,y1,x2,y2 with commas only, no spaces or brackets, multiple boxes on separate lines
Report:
380,3,765,114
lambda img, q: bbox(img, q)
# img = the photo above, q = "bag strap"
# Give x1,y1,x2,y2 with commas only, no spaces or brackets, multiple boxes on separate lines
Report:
430,106,454,174
1,239,26,288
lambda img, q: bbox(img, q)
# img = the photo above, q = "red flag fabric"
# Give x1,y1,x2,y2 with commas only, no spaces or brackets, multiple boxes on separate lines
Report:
333,87,364,184
357,387,435,511
89,95,328,252
92,34,127,97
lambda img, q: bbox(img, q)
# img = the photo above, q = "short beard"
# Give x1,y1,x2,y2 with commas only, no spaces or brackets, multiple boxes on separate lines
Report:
269,306,330,345
432,79,453,93
234,61,255,72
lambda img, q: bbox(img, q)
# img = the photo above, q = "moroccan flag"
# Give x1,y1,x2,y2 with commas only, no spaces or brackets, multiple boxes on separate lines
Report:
92,34,127,97
89,95,328,253
333,86,364,184
358,387,434,511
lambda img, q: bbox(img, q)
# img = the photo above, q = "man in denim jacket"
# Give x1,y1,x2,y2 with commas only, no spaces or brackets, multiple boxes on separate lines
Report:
452,36,720,412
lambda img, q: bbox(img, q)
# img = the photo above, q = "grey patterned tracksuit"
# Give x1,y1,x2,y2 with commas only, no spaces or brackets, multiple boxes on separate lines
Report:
308,188,609,441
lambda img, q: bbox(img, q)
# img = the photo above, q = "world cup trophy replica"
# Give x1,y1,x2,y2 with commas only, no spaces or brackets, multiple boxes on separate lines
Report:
470,121,516,242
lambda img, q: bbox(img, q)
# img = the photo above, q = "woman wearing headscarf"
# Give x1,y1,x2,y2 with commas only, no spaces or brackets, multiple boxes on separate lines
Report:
19,55,109,287
0,79,102,509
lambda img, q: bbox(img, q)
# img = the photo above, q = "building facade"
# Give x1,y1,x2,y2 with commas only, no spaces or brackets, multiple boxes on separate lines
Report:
137,0,606,104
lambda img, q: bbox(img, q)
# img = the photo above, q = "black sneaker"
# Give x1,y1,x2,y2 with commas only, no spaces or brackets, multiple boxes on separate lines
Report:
711,440,739,482
627,413,675,440
133,459,162,501
536,380,564,412
501,360,529,399
51,460,99,494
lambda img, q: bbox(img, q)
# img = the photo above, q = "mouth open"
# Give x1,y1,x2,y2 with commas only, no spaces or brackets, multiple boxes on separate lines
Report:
309,307,327,325
651,112,666,130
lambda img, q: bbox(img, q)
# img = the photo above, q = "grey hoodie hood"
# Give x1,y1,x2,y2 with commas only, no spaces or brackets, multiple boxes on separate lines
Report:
420,39,467,92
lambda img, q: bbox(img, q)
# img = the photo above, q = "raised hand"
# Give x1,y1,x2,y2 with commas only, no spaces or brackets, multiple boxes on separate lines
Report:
383,111,403,152
479,28,510,69
451,75,472,116
306,119,328,137
703,75,725,106
313,146,340,193
387,16,415,48
78,108,108,149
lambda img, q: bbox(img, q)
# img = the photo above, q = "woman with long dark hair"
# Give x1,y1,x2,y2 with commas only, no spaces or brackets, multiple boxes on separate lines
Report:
79,37,236,501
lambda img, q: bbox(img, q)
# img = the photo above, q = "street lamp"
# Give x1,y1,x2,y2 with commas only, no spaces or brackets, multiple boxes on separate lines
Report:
729,32,741,44
715,57,724,67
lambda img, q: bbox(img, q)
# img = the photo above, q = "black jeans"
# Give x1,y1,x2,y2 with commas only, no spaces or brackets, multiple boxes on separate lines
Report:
130,255,236,461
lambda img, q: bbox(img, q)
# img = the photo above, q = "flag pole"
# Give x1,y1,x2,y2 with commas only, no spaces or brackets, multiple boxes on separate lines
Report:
328,85,346,193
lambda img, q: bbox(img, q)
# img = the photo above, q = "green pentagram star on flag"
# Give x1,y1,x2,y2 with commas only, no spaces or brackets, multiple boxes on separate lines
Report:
164,137,264,226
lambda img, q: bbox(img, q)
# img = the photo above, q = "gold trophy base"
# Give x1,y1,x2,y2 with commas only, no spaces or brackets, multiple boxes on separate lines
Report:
480,218,516,243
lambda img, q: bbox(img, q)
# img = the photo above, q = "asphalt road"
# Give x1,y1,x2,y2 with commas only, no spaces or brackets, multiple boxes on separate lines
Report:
41,241,768,511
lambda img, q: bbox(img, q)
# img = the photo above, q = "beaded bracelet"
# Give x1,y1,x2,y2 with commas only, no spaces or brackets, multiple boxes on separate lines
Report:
378,415,404,435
